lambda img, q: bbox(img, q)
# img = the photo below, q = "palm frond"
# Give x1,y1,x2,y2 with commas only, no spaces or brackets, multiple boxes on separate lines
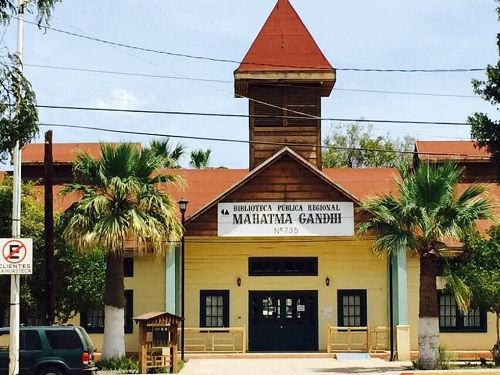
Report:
359,161,493,259
443,268,472,313
63,142,183,256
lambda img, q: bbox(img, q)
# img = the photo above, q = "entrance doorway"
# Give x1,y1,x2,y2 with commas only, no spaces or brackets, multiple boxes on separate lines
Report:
249,291,318,351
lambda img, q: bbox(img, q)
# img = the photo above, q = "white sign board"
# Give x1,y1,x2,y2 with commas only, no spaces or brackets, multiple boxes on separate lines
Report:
218,202,354,237
0,238,33,275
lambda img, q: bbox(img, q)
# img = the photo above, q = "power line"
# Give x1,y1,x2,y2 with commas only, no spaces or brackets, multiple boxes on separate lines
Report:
25,63,480,99
38,122,485,159
35,104,471,126
21,18,486,73
333,87,477,99
25,63,232,84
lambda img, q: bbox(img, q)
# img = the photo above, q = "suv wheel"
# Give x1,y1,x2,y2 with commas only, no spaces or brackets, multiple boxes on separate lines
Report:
36,367,65,375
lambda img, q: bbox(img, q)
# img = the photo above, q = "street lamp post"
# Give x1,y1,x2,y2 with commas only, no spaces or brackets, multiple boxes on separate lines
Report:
178,198,188,362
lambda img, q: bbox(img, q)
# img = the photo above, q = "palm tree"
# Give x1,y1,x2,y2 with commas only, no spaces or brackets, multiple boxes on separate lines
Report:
61,143,183,359
358,162,492,369
189,148,211,169
146,138,186,168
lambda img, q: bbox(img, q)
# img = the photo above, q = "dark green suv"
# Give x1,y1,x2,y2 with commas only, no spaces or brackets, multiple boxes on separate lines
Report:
0,325,97,375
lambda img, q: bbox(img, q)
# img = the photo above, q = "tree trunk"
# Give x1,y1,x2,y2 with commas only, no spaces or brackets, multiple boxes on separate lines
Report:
418,254,440,369
102,252,125,359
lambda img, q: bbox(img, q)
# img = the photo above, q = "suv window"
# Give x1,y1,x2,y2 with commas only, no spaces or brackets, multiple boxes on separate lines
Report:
20,330,41,350
45,330,83,350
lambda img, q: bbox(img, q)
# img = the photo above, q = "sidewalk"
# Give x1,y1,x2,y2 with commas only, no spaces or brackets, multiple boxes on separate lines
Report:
180,357,412,374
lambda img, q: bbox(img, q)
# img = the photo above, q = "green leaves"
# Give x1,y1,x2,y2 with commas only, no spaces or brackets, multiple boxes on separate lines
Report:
189,148,212,169
358,162,493,257
0,176,104,323
468,4,500,180
0,1,61,158
469,113,500,179
450,226,500,315
146,138,186,168
322,122,415,168
62,143,183,256
0,0,60,26
0,55,39,160
446,226,500,355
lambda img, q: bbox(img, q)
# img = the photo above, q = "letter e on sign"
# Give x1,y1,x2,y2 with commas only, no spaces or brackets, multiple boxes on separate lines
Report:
0,238,33,275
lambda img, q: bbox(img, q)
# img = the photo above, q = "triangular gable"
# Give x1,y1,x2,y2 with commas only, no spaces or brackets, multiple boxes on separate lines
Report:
235,0,333,73
187,147,360,231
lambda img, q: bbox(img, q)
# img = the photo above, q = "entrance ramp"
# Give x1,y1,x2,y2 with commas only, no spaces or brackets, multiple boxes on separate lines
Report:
336,352,371,361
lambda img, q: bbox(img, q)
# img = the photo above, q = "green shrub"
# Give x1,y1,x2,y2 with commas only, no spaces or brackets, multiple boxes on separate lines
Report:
438,346,455,370
147,367,169,374
96,356,139,372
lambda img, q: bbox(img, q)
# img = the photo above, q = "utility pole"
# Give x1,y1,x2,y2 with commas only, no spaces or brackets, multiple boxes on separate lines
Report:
9,0,24,374
44,130,55,325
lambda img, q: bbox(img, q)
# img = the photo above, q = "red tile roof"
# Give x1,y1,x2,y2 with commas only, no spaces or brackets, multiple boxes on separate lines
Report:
323,168,399,202
47,167,400,217
415,141,491,162
160,168,249,218
42,166,498,240
236,0,333,73
46,169,248,216
22,143,141,164
23,143,101,164
34,143,497,239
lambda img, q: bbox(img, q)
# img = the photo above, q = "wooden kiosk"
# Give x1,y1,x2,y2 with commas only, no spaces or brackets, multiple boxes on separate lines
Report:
134,312,183,374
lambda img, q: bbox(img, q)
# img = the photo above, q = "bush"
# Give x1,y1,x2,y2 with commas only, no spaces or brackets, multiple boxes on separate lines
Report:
147,367,169,374
96,356,139,373
438,346,455,370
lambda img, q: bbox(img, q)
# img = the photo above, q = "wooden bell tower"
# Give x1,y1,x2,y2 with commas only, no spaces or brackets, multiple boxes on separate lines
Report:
234,0,336,170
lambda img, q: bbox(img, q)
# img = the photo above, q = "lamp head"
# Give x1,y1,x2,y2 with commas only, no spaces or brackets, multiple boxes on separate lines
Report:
178,198,189,213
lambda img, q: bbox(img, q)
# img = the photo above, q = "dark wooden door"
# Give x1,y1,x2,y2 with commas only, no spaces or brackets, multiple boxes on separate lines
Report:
249,291,318,351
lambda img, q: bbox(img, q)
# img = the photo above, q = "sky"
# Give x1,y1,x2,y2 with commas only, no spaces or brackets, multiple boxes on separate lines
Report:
2,0,499,168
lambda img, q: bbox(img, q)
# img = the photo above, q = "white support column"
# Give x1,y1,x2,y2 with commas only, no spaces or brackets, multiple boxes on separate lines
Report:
396,325,411,361
165,247,177,314
393,247,410,360
395,248,408,324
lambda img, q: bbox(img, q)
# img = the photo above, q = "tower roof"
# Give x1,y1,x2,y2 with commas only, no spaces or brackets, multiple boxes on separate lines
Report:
234,0,335,96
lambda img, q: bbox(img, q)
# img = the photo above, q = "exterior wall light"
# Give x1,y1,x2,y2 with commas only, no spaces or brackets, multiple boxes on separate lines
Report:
325,276,330,286
237,276,242,287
